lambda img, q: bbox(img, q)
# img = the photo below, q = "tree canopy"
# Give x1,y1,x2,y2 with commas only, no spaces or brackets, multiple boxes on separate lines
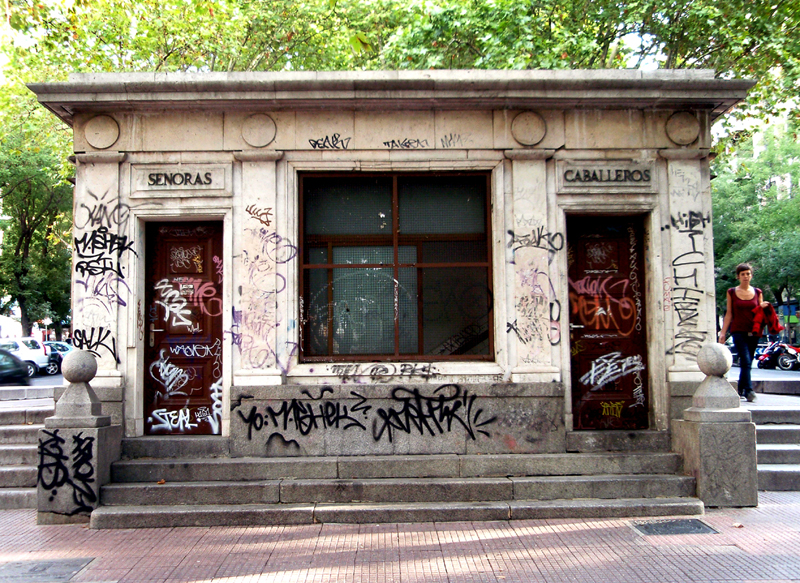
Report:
712,117,800,340
3,0,799,122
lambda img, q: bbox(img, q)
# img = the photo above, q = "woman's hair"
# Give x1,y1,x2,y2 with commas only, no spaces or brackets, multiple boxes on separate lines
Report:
735,263,753,275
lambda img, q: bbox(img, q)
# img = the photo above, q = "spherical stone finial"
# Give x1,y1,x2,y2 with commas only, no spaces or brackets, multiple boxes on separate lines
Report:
61,350,98,384
697,343,732,377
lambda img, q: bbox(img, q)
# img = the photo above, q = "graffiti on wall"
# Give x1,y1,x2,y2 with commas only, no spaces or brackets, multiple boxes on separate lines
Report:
663,208,710,359
236,384,497,444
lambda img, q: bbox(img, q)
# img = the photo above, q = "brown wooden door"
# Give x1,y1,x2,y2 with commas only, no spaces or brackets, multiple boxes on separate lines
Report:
567,215,648,430
144,222,223,435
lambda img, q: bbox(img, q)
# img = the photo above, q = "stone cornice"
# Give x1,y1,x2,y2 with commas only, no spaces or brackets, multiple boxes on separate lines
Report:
28,70,755,127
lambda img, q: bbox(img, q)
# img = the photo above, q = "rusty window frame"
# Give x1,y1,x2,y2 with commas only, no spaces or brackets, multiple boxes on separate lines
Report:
299,172,494,362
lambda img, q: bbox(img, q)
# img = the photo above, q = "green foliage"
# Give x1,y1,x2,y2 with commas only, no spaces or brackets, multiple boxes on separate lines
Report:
0,130,73,335
712,119,800,314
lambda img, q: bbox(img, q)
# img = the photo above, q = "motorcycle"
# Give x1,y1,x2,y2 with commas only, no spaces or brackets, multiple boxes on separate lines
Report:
776,344,800,371
757,341,800,370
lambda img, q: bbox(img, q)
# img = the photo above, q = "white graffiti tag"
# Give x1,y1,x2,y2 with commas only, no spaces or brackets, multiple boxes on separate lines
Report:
154,278,194,327
149,349,193,398
149,408,197,432
579,352,645,391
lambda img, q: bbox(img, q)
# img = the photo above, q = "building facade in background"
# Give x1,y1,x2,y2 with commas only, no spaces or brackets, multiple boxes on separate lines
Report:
29,71,752,456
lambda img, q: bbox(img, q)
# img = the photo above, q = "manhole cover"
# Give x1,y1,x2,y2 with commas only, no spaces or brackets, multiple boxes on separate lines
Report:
632,518,718,536
0,558,93,583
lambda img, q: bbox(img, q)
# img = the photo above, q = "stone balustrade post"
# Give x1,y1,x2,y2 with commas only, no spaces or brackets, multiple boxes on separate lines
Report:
37,350,122,524
672,343,758,507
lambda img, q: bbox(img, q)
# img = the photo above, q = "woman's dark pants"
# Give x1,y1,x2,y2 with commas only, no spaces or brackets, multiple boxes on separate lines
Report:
732,332,760,396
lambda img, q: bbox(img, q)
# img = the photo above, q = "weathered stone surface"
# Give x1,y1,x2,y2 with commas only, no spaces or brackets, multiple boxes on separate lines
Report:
229,384,565,456
673,419,757,507
37,424,122,521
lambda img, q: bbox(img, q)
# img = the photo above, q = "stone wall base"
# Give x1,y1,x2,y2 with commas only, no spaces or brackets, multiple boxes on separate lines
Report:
672,419,758,507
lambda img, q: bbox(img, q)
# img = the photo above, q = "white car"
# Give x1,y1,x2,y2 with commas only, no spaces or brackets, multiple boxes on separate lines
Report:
0,337,52,377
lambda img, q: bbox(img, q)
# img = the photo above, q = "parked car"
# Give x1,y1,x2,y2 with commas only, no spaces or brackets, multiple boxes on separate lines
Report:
44,341,74,373
0,337,52,377
0,348,30,385
724,337,768,368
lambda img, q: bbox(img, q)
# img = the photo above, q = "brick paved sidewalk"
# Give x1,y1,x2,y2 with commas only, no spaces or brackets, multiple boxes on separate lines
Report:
1,492,799,583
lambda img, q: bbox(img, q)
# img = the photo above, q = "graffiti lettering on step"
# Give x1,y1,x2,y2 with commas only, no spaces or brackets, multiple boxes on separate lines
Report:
579,352,645,391
74,227,137,278
308,134,350,150
328,363,438,383
383,138,429,149
245,204,273,227
72,327,120,363
237,385,497,444
38,429,96,515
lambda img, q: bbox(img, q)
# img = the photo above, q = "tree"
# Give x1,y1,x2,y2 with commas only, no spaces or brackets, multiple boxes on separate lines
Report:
0,131,73,336
712,118,800,338
2,0,798,123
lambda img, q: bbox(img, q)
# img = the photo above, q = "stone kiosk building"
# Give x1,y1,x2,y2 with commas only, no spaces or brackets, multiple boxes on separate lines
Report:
29,70,755,527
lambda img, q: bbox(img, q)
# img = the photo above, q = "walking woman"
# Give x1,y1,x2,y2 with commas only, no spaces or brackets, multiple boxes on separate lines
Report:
718,263,770,402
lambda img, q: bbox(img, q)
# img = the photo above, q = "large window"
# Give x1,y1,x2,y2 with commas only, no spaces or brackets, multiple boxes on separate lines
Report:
300,173,493,361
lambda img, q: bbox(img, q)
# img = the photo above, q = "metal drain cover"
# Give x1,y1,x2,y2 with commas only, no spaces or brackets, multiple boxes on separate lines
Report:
632,518,718,536
0,558,93,582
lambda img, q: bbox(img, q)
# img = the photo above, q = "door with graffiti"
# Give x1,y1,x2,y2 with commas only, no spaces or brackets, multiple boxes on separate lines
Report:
567,215,648,430
144,222,224,435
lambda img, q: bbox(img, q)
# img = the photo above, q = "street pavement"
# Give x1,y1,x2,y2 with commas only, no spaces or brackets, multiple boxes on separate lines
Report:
1,493,799,583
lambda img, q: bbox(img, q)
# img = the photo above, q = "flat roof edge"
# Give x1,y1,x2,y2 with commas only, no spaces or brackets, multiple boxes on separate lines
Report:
27,70,756,127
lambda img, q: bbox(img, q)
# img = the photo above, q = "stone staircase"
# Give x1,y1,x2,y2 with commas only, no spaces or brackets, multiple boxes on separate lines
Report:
90,432,703,529
752,406,800,490
0,406,53,509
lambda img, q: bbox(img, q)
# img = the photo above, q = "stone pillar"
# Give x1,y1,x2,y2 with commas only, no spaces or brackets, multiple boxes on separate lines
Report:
672,343,758,507
37,350,122,524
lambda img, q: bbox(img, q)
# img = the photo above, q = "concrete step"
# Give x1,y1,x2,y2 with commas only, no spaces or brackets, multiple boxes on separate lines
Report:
757,444,800,465
758,465,800,491
0,425,43,445
756,425,800,444
566,431,670,452
0,387,55,401
0,444,38,466
0,465,36,488
751,408,800,425
121,436,230,459
0,408,53,426
101,474,696,507
0,488,36,509
89,497,704,529
110,452,684,483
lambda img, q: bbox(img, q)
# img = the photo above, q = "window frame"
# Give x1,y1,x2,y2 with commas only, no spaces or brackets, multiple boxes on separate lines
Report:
298,171,495,362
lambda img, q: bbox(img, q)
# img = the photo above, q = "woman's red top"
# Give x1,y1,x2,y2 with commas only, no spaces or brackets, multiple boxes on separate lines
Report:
728,287,761,333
